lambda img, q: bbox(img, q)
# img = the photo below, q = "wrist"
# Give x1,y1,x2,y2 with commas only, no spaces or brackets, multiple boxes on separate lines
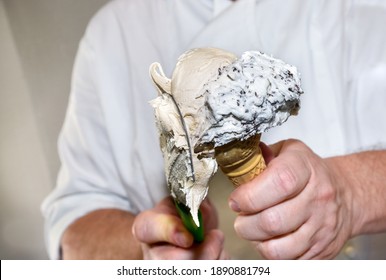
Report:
325,150,386,237
324,155,363,238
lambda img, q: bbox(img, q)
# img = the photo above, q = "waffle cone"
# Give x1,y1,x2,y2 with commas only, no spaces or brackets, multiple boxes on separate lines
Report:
215,134,266,187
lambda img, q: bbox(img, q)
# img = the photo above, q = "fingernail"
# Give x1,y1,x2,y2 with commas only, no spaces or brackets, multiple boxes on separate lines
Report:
229,199,241,212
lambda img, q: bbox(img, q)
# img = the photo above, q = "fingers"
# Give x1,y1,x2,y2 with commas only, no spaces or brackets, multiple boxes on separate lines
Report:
234,188,311,241
229,139,311,214
228,139,350,259
133,196,225,260
259,141,284,163
132,197,194,248
200,198,219,233
141,229,225,260
268,140,285,157
133,197,218,247
254,222,314,259
194,229,225,260
133,210,194,248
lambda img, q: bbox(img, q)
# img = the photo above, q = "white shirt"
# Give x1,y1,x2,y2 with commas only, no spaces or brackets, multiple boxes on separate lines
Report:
42,0,386,259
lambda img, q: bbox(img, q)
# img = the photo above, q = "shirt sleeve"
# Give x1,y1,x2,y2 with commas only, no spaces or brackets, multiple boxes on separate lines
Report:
41,6,136,260
345,1,386,151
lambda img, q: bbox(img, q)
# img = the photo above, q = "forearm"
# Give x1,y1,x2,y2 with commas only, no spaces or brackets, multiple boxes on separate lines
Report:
327,150,386,237
61,209,142,259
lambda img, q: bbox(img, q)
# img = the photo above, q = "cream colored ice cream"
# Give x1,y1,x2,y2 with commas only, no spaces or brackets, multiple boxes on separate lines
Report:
150,47,303,225
150,48,236,226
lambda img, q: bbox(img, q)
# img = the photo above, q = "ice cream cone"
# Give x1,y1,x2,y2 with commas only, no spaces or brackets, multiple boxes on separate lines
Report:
215,134,266,187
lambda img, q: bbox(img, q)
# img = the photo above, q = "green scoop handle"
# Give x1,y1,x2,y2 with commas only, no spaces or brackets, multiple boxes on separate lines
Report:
175,201,204,242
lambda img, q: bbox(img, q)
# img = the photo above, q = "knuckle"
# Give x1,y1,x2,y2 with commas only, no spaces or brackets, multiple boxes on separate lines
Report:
273,163,298,197
203,244,220,260
259,209,283,236
286,138,301,146
287,139,308,151
234,216,256,241
324,209,339,233
233,216,245,238
245,191,260,212
132,212,150,241
258,240,281,260
319,183,336,203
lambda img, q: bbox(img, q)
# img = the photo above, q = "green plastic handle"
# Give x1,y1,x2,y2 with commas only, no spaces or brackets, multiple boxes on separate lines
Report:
175,201,204,242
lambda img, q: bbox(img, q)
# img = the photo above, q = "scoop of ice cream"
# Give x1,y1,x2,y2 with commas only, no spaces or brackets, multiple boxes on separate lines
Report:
171,48,237,148
150,48,303,225
149,48,237,225
196,51,303,149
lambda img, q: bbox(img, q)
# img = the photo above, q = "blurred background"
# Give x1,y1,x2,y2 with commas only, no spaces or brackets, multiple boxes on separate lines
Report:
2,0,384,260
0,0,261,259
0,0,110,259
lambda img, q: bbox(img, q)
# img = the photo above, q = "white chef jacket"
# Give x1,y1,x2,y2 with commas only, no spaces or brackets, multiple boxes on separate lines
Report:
41,0,386,259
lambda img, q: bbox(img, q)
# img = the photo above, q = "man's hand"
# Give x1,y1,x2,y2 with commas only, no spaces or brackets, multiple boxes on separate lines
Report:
229,139,355,259
132,197,228,259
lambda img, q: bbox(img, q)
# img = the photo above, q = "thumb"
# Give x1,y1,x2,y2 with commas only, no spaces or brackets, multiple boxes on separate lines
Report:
260,140,284,164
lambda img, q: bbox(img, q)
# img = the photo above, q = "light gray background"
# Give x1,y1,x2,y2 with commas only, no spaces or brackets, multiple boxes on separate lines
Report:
0,0,109,259
1,0,384,260
0,0,260,259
